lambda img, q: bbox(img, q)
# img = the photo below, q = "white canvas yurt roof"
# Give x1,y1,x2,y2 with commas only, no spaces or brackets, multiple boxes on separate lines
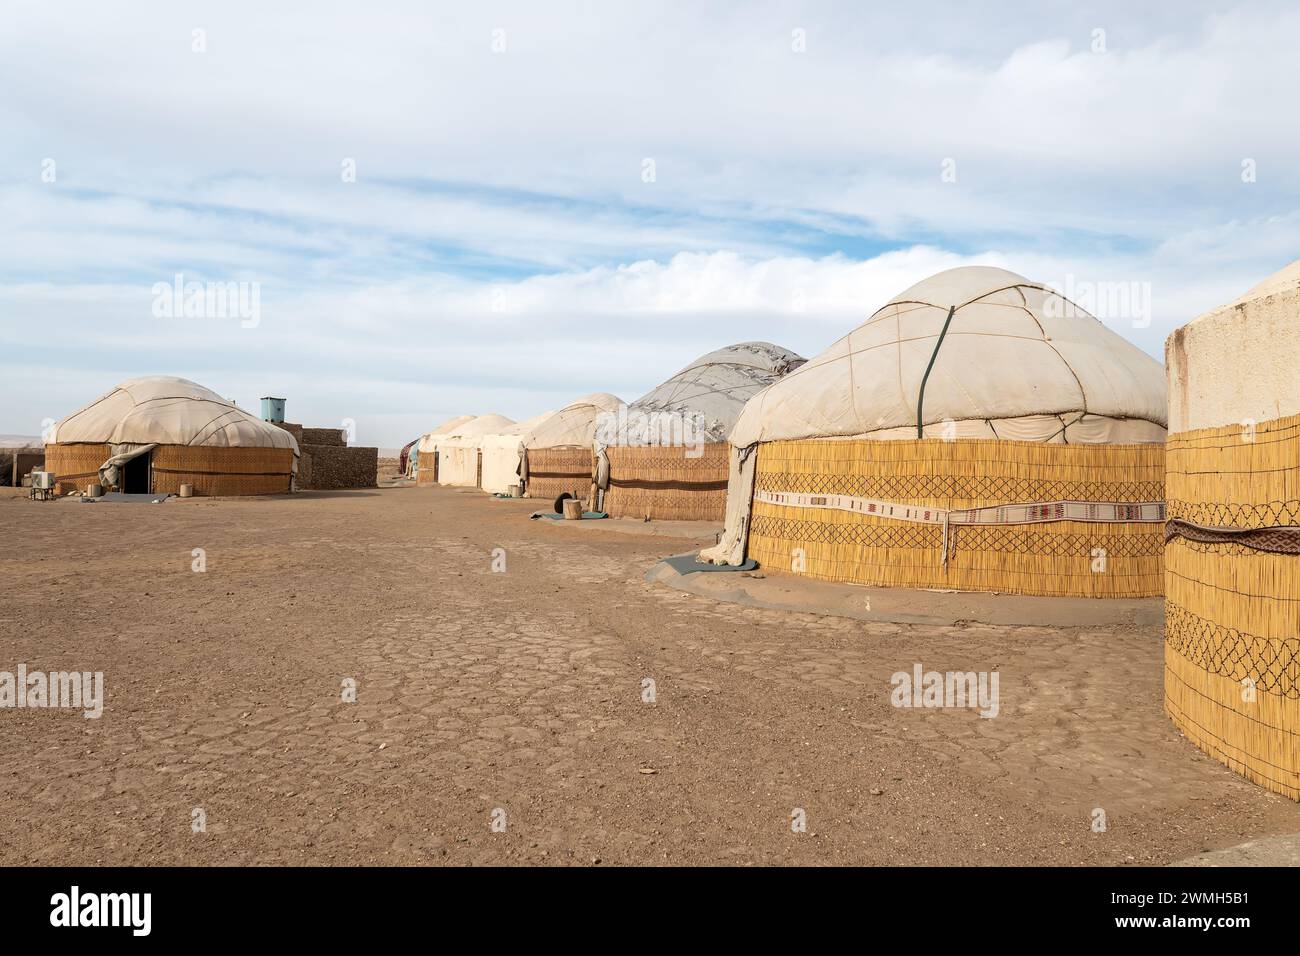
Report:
505,410,558,437
612,342,805,444
525,392,623,447
479,411,557,495
729,267,1166,447
1167,258,1300,433
47,375,298,451
437,413,517,488
416,414,476,454
442,413,516,443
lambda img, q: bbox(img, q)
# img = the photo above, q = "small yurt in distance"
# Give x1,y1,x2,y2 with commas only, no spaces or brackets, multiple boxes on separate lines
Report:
437,414,515,488
598,342,805,521
701,267,1168,597
414,415,475,484
478,411,556,496
1163,260,1300,800
45,375,300,496
398,436,421,478
523,392,624,503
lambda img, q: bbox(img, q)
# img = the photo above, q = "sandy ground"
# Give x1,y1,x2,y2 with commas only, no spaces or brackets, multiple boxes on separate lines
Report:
1,483,1298,866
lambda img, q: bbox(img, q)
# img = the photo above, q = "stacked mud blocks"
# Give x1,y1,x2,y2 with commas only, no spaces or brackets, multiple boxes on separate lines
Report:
1,446,44,487
275,423,377,490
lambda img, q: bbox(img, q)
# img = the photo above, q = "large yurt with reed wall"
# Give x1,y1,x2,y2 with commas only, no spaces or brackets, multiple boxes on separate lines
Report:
436,414,515,488
596,342,805,521
522,392,624,503
413,415,474,484
477,410,556,496
700,267,1168,597
1163,260,1300,800
45,375,299,496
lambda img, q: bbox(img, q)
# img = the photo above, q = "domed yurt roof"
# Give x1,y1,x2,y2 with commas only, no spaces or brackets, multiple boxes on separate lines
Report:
729,266,1166,447
444,413,516,440
620,342,805,443
48,375,298,450
430,414,475,435
525,392,623,447
500,410,557,437
415,415,475,454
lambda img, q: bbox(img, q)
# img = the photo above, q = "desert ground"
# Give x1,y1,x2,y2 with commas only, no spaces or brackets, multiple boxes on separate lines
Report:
2,478,1298,866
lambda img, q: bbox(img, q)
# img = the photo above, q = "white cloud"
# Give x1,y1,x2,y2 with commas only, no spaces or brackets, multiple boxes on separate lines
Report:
2,2,1298,446
3,237,1282,448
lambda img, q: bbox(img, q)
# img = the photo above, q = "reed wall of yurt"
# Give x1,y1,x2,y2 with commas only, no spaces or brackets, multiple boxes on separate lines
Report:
526,447,593,502
44,443,294,495
746,438,1166,598
44,442,111,494
150,445,294,496
1164,411,1300,800
416,450,438,486
603,443,730,521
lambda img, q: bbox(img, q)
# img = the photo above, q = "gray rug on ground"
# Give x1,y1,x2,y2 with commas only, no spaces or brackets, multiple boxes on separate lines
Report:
92,492,172,504
530,511,608,520
662,552,757,574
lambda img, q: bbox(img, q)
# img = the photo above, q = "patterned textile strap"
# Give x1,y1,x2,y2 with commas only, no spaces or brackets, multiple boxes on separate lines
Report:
1165,519,1300,555
753,489,1165,566
754,489,1165,525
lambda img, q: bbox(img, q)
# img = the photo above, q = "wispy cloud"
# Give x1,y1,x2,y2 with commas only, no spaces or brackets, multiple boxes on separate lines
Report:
2,1,1297,446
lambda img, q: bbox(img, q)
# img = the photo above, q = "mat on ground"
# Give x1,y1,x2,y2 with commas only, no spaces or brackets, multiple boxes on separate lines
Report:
530,510,608,520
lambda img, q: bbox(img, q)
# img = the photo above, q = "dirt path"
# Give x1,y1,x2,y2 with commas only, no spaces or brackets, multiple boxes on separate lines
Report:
1,486,1296,865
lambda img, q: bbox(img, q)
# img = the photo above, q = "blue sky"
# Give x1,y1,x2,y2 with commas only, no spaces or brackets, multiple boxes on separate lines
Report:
3,1,1298,449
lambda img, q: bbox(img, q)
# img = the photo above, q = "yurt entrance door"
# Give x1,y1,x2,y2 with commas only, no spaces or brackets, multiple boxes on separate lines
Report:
121,450,152,494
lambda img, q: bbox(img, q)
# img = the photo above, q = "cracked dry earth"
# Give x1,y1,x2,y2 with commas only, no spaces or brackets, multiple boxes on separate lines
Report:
1,485,1298,866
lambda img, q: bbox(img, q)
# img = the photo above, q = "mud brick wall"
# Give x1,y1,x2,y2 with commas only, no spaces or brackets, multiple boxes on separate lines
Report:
301,427,346,446
1,448,43,486
298,444,377,490
274,422,305,443
273,423,346,447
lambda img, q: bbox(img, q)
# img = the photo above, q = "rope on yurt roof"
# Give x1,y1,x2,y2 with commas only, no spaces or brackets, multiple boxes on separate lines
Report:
915,305,956,439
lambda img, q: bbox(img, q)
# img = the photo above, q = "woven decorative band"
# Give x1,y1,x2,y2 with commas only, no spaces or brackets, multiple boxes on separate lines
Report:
755,471,1164,504
611,477,729,491
754,489,1165,526
1165,600,1300,699
1165,519,1300,555
1166,498,1300,530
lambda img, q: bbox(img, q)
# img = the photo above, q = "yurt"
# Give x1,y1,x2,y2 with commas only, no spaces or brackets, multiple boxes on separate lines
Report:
44,375,299,496
398,437,420,478
437,414,515,487
597,342,805,521
414,415,474,484
522,392,624,504
478,411,556,496
700,267,1168,598
1163,260,1300,800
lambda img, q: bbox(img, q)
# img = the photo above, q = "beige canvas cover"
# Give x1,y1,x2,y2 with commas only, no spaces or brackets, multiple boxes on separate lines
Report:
415,415,476,455
728,267,1166,448
479,411,557,495
703,266,1167,565
437,413,516,487
48,375,299,451
605,342,806,445
526,393,623,449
